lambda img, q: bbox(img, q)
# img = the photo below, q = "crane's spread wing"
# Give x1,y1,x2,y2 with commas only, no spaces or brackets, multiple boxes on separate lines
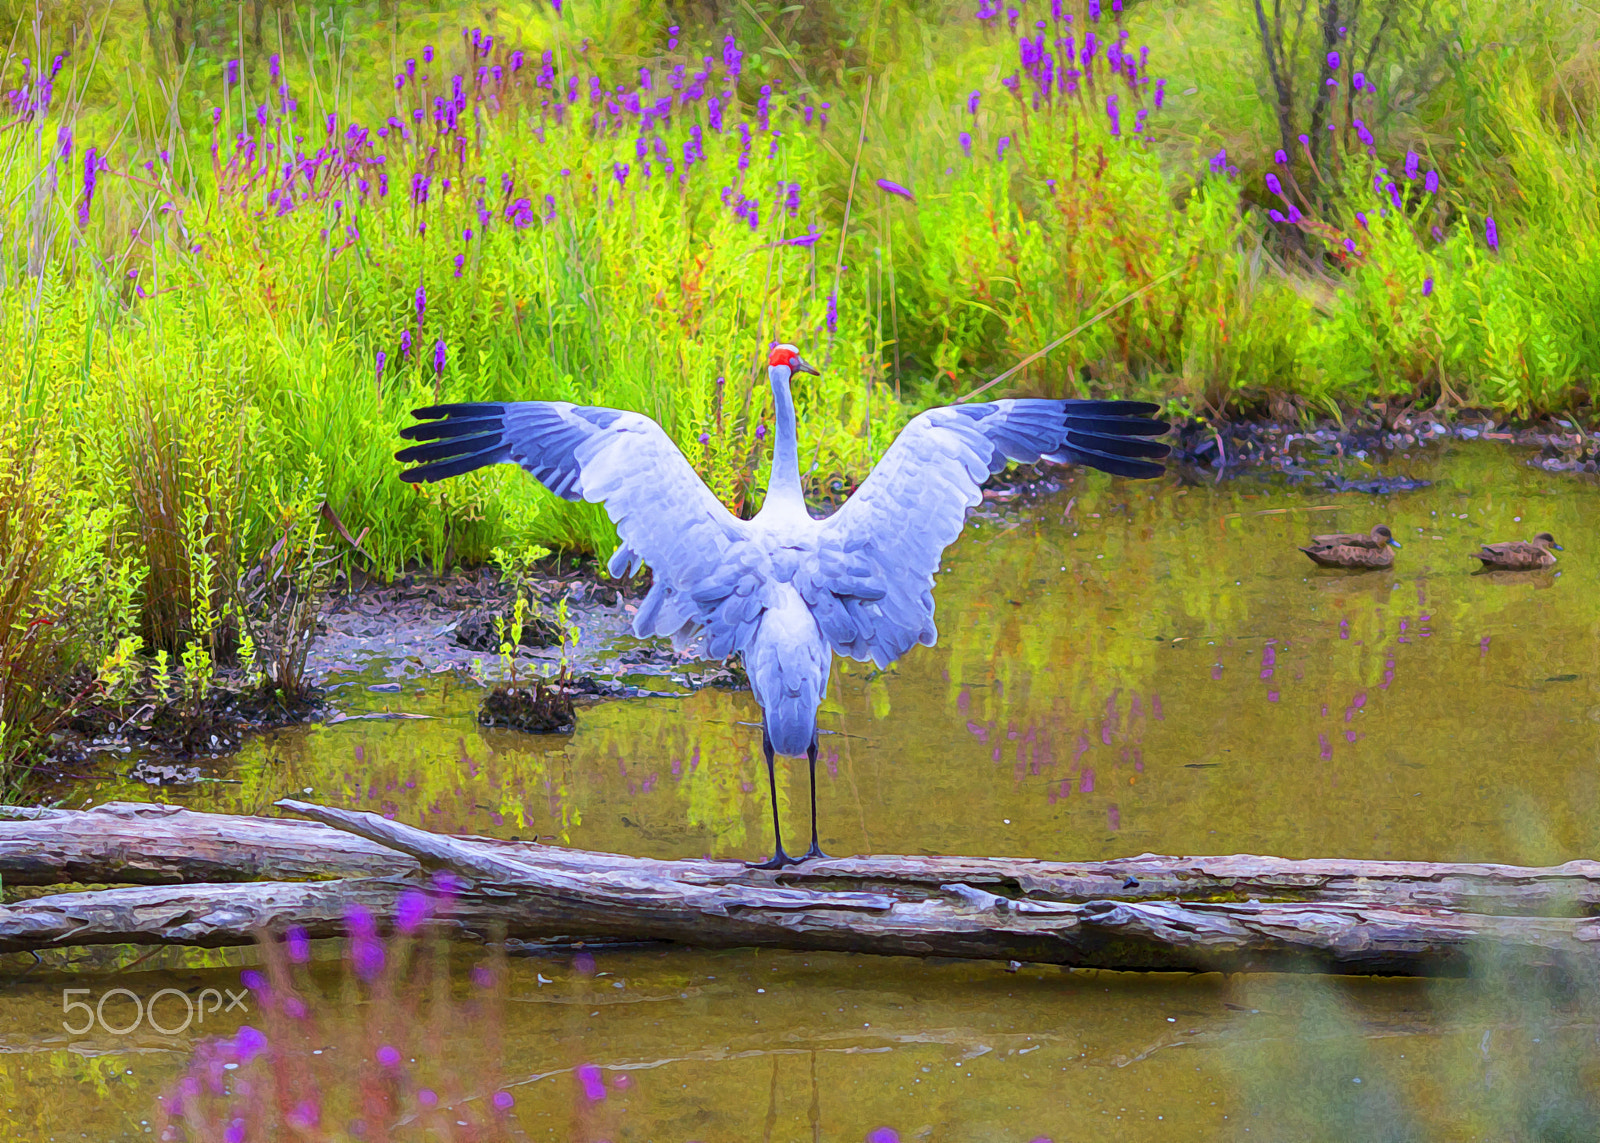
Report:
396,401,773,655
796,399,1168,668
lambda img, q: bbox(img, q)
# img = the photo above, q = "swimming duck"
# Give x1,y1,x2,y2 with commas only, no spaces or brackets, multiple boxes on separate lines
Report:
1309,524,1401,550
1300,524,1401,569
1471,532,1561,570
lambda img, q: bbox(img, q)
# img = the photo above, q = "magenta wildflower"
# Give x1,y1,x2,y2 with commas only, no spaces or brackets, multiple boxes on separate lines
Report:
286,925,311,963
576,1064,607,1102
433,339,447,374
415,285,427,326
377,1045,401,1067
1269,209,1285,222
1424,170,1439,194
346,903,384,981
997,135,1011,158
827,292,838,334
959,130,972,156
396,888,430,933
400,329,412,358
492,1091,515,1111
867,1130,901,1143
1265,173,1282,196
1485,215,1498,250
1326,51,1340,69
1353,71,1365,90
233,1026,268,1063
375,350,388,386
1274,148,1288,164
1404,151,1419,180
967,90,980,115
1422,276,1434,296
225,59,239,87
1154,78,1166,109
876,178,915,201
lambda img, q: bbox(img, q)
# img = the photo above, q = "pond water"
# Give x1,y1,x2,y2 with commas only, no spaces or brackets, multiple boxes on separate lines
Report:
7,441,1600,1140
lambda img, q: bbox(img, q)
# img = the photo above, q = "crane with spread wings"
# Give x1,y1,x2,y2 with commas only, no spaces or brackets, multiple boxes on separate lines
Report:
396,343,1169,867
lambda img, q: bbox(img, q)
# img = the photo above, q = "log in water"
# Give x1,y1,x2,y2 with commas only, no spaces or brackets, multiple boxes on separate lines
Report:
3,800,1598,975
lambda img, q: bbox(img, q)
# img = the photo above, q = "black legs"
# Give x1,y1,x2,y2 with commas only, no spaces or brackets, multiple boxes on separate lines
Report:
801,740,831,861
748,730,800,870
747,731,830,868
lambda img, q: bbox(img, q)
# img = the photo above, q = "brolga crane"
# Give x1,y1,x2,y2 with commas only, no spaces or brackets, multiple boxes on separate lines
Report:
395,344,1170,867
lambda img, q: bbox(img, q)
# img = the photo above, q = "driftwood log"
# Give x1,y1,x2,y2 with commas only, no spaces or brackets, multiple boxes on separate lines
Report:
3,800,1600,975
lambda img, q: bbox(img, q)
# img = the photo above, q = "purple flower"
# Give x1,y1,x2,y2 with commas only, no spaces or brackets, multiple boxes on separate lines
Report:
1265,173,1282,196
453,254,465,277
269,53,281,82
225,59,239,87
375,350,388,385
56,124,71,162
1274,149,1288,164
1209,149,1227,174
423,45,434,63
286,926,311,963
1269,209,1285,222
346,903,384,981
1326,51,1340,69
377,1045,401,1067
1404,151,1419,180
967,90,980,115
397,888,429,933
400,330,412,358
233,1026,268,1063
997,135,1011,159
826,292,838,334
782,231,820,246
1485,215,1498,250
493,1091,515,1111
959,131,972,156
1424,170,1439,194
433,339,447,373
867,1130,901,1143
1422,276,1434,296
1355,211,1368,228
415,285,426,326
876,178,915,201
1353,71,1366,90
576,1064,606,1102
1343,237,1356,253
755,423,767,441
1106,94,1120,135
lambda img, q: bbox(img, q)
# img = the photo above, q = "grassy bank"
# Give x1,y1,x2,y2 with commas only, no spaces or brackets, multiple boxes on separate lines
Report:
1,0,1597,778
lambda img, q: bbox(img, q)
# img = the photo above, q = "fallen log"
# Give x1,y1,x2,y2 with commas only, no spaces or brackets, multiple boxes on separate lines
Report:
7,801,1600,917
1,800,1599,975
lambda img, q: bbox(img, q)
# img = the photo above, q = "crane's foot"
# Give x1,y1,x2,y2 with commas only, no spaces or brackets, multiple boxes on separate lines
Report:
747,849,803,870
799,843,833,862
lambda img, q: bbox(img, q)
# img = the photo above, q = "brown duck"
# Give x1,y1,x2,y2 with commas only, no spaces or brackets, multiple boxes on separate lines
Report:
1300,524,1401,569
1309,524,1400,550
1471,532,1562,570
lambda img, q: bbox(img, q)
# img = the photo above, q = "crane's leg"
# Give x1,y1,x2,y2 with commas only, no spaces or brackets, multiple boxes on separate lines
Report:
748,729,799,870
800,739,832,862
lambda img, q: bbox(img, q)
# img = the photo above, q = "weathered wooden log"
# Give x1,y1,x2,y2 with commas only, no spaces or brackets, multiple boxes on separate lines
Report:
4,800,1596,975
8,801,1600,918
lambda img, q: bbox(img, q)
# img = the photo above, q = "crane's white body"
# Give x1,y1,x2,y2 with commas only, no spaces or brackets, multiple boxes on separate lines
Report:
396,344,1168,861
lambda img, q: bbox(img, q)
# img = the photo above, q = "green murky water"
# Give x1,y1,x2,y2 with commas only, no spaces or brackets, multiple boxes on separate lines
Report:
8,442,1600,1140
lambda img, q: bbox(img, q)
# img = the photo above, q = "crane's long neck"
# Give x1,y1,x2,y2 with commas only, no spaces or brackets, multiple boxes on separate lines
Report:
766,367,805,510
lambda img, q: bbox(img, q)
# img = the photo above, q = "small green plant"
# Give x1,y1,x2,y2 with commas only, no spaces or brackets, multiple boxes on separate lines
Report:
96,635,145,705
152,650,173,706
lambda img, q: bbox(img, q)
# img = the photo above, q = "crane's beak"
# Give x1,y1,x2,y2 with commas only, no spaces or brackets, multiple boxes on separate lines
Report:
789,354,820,377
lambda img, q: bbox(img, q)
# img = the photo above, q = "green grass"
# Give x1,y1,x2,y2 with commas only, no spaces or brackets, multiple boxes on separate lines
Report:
1,0,1598,779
